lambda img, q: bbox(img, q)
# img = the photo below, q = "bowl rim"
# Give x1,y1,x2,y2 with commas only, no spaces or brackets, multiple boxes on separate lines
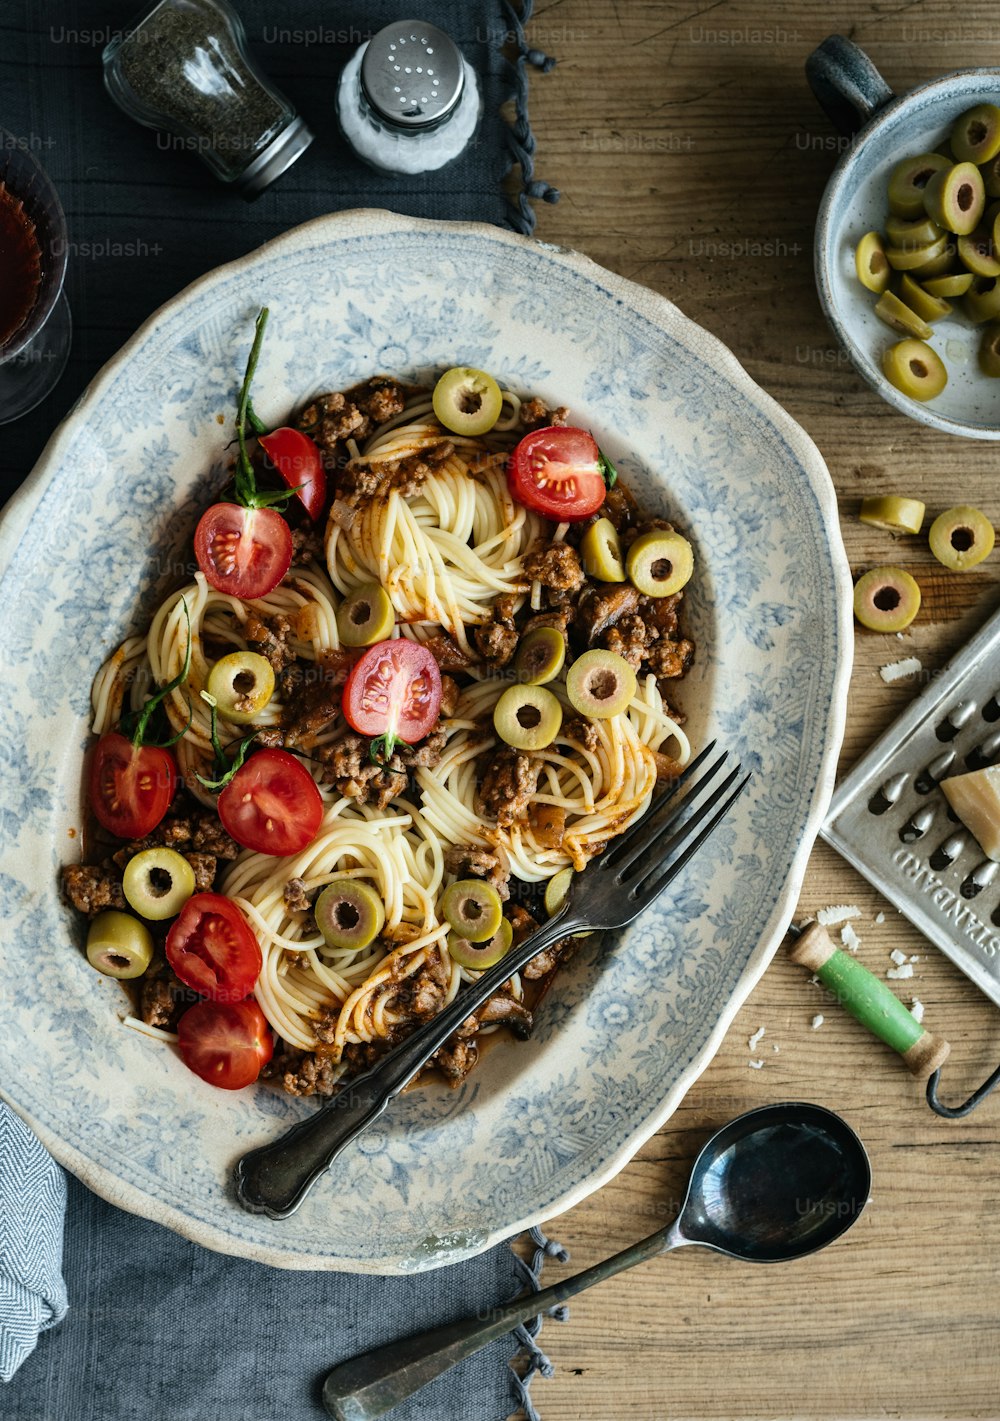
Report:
813,66,1000,441
0,209,854,1270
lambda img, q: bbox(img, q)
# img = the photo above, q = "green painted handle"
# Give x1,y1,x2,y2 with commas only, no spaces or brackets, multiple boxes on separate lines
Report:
789,922,950,1077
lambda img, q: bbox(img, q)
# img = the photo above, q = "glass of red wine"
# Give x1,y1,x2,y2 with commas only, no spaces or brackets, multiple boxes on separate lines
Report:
0,132,71,424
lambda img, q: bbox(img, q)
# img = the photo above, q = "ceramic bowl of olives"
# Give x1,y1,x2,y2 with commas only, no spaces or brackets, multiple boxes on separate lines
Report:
808,35,1000,440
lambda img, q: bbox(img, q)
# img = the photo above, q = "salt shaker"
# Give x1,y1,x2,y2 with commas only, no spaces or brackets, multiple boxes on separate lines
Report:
103,0,313,198
337,20,481,176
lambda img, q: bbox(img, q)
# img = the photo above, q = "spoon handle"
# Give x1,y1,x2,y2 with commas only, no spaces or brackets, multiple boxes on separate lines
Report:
321,1222,682,1421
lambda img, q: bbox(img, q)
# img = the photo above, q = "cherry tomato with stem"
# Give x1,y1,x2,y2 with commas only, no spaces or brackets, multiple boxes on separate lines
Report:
341,640,441,759
507,425,615,522
259,427,326,521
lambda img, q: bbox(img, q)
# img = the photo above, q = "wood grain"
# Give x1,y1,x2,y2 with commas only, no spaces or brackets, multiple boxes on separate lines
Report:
513,3,1000,1417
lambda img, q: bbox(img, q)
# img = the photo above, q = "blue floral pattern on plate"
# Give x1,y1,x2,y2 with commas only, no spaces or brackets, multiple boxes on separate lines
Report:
0,211,852,1272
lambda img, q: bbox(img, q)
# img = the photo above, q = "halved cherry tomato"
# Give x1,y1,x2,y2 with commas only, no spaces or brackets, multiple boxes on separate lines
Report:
177,998,273,1090
194,503,293,599
507,426,608,522
259,427,327,521
88,731,176,839
165,891,262,1002
217,748,323,856
342,640,441,747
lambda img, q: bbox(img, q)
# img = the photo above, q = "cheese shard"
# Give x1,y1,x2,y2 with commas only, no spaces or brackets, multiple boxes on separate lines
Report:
940,765,1000,861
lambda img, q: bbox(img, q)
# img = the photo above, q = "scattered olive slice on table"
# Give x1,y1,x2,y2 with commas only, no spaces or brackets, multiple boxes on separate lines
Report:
928,506,996,571
897,275,951,324
882,339,948,401
853,567,921,633
887,152,951,218
432,367,503,437
494,684,563,749
965,277,1000,324
854,232,890,293
626,527,693,597
447,918,513,971
580,517,626,582
514,626,566,686
86,910,154,979
874,291,932,340
566,649,636,719
950,104,1000,165
957,228,1000,278
315,878,385,951
922,161,985,235
980,322,1000,377
441,880,503,943
859,495,926,535
206,651,275,724
122,847,196,921
921,271,974,298
337,582,395,647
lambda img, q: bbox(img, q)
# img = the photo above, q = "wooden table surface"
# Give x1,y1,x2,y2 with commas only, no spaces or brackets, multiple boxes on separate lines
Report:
518,3,1000,1418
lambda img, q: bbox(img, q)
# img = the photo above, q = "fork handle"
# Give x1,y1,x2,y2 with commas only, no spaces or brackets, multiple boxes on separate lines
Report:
234,911,585,1219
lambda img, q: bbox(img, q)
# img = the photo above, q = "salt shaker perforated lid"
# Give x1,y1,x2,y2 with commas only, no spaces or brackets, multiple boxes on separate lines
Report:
360,21,465,131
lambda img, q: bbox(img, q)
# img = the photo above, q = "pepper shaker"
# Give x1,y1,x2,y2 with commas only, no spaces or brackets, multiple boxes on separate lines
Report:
337,21,481,176
103,0,313,197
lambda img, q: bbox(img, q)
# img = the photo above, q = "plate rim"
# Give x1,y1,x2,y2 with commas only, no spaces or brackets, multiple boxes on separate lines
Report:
0,208,854,1271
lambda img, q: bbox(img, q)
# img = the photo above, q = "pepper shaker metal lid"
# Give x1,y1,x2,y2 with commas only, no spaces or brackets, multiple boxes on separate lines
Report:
361,21,465,130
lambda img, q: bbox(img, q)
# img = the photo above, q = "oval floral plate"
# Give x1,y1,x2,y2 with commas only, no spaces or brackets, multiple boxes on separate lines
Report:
0,211,851,1272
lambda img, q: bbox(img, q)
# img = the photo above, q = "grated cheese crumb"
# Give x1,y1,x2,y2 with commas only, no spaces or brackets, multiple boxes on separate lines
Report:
772,1043,780,1053
748,1026,766,1052
890,948,908,965
748,1058,764,1070
841,923,861,953
909,955,920,963
811,1014,825,1029
910,998,925,1024
817,904,862,926
875,912,885,925
888,963,914,980
880,656,923,684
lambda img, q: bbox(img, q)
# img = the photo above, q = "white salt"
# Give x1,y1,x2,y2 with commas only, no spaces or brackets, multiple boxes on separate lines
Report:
811,1014,825,1029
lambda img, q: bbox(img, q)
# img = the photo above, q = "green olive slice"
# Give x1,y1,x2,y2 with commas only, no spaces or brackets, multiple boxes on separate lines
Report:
882,339,948,401
315,878,385,951
884,215,944,249
885,235,949,271
86,910,154,979
447,918,513,970
853,567,921,633
515,626,566,686
337,582,395,647
858,495,926,535
928,506,996,571
441,879,503,943
951,104,1000,165
979,322,1000,377
957,228,1000,278
983,153,1000,201
964,277,1000,324
544,866,574,918
922,162,985,235
626,528,693,597
206,651,275,725
908,244,957,279
921,272,974,298
887,152,951,218
897,275,951,323
874,291,933,339
566,649,636,720
580,517,626,581
122,848,196,921
432,367,503,436
854,232,890,294
493,684,563,750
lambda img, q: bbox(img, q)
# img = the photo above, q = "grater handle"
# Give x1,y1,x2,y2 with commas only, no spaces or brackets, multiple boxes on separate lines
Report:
788,921,951,1079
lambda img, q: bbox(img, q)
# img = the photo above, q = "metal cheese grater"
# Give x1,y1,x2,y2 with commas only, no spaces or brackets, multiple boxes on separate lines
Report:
820,603,1000,1115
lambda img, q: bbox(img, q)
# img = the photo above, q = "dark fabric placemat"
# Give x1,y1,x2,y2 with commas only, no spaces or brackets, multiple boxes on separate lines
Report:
0,5,562,1418
0,0,556,504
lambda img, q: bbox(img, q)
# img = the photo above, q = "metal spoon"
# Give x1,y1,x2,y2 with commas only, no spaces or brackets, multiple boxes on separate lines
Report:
321,1102,871,1420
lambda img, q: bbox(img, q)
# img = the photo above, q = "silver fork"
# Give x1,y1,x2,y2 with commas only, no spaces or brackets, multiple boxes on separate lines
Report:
234,743,750,1220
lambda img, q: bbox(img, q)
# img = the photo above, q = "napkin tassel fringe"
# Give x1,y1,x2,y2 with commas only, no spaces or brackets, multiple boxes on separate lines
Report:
507,1224,569,1421
502,0,560,234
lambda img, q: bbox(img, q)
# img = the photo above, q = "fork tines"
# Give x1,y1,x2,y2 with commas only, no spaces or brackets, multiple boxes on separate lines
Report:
600,744,751,906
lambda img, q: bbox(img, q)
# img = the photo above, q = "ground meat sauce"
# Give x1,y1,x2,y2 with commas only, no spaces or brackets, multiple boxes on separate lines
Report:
64,376,695,1103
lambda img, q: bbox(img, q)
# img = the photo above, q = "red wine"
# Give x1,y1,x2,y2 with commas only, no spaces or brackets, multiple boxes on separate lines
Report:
0,181,42,348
